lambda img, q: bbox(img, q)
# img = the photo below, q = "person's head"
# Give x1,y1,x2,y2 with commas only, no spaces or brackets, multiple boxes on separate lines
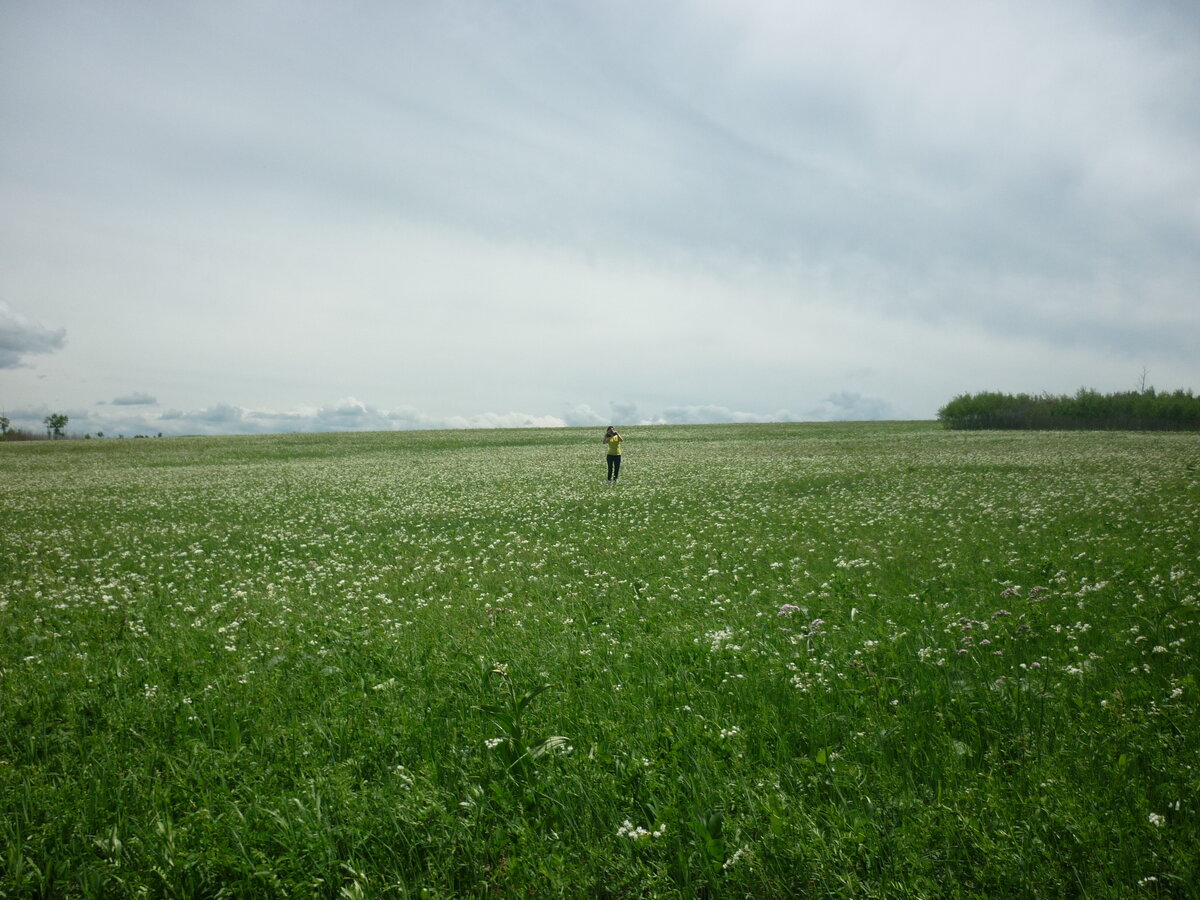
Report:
605,426,616,436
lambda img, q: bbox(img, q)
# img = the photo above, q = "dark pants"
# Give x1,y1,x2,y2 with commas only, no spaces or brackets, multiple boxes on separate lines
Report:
607,454,621,480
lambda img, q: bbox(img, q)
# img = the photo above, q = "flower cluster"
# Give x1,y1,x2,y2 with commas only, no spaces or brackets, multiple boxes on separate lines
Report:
616,820,667,841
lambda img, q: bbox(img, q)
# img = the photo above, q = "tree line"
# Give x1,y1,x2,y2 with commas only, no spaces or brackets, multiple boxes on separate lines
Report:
938,388,1200,431
1,413,165,441
1,413,73,441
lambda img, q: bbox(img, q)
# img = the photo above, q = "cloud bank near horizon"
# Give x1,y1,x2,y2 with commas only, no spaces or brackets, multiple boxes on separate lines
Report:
2,392,897,437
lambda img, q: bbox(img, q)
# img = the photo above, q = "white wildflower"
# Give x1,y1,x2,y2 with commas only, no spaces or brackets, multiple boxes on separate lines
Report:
723,845,752,870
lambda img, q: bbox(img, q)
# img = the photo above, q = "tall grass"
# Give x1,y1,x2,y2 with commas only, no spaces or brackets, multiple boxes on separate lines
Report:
1,423,1197,897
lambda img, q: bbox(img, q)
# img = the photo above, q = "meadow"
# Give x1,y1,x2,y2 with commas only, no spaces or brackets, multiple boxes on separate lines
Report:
1,422,1197,898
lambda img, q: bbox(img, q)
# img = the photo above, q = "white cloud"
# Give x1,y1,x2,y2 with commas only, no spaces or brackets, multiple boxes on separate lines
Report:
656,405,793,426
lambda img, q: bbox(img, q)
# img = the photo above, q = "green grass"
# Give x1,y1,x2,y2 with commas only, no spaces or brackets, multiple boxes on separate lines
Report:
1,422,1197,898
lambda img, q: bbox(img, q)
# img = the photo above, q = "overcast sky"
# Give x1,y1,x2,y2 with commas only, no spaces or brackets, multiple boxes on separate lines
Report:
2,0,1198,436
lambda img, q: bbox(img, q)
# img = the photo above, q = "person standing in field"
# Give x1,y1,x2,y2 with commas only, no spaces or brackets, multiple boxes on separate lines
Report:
604,426,623,483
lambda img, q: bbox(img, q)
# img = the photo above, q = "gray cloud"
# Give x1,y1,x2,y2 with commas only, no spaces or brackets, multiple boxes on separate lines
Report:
112,391,157,406
189,403,245,425
608,402,642,427
561,405,607,428
807,392,895,422
0,301,66,368
311,398,393,432
1,1,1196,429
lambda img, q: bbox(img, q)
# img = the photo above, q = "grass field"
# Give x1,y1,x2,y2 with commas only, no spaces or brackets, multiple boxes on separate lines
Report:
1,422,1197,898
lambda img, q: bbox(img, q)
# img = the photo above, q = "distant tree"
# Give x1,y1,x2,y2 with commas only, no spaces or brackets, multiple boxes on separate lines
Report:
0,415,9,435
44,413,69,439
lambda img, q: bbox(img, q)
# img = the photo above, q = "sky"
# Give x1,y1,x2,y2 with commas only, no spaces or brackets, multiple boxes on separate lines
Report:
2,0,1198,436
